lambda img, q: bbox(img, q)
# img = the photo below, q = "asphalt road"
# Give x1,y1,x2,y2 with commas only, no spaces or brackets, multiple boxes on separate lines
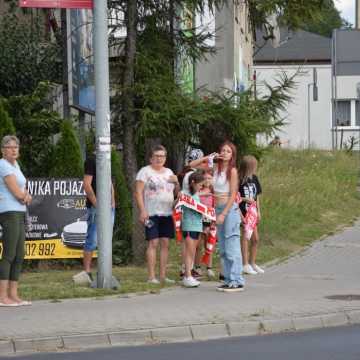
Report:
6,325,360,360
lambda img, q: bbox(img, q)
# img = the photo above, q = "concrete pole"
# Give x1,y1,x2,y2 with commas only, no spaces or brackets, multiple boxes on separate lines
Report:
356,0,360,29
307,83,311,149
93,0,113,288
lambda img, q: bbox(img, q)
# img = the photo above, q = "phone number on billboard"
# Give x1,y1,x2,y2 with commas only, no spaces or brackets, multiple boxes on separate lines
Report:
25,241,56,257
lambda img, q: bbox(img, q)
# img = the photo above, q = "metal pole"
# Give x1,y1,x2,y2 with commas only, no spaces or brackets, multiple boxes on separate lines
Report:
308,83,311,149
334,29,338,150
93,0,113,288
331,31,335,150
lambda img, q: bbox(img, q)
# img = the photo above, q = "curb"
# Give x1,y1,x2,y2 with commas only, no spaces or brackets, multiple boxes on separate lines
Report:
1,310,360,356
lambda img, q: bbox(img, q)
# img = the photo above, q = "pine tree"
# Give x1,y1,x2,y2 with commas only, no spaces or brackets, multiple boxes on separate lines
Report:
50,120,83,177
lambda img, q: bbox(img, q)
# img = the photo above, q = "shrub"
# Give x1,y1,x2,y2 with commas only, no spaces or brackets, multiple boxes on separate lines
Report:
50,120,83,177
111,149,133,264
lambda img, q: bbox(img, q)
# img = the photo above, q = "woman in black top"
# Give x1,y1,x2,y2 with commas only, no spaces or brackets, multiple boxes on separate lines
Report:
239,155,264,275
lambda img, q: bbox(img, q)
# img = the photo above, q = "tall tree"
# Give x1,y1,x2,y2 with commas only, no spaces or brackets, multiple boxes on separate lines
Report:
300,0,349,37
120,0,144,262
0,6,61,97
111,0,328,263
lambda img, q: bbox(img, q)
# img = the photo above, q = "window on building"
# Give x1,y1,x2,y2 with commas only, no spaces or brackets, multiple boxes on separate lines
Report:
356,101,360,126
335,100,351,126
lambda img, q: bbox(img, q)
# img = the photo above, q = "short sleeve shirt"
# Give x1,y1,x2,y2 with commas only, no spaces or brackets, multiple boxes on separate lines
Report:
0,159,26,213
136,165,175,216
239,175,262,216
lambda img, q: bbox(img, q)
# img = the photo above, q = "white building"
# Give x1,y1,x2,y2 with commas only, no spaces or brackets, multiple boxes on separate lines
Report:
196,1,253,93
254,29,333,149
255,28,360,150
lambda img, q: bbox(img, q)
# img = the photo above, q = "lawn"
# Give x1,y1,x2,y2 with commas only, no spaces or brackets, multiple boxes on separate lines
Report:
19,149,360,301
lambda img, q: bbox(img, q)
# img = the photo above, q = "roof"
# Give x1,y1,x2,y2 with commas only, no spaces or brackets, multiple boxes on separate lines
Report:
254,28,331,64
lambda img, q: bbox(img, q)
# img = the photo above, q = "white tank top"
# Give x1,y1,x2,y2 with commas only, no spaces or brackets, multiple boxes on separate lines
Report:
213,169,230,193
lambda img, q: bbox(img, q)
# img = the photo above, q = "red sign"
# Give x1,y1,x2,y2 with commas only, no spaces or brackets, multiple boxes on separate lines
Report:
19,0,93,8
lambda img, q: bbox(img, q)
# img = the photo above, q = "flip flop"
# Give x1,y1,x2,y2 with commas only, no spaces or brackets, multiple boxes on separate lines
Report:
0,302,19,307
18,301,32,306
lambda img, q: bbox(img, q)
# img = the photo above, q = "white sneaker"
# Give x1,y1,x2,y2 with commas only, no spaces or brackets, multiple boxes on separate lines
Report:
207,268,216,278
147,278,160,284
252,264,265,274
183,276,200,288
243,264,257,275
162,277,176,284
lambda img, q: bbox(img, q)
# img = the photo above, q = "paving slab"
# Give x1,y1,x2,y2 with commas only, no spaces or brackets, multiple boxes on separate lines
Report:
109,330,152,346
190,324,229,340
1,220,360,354
151,326,192,343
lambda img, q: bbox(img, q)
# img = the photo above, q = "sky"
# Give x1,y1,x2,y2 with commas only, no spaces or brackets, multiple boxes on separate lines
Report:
335,0,355,25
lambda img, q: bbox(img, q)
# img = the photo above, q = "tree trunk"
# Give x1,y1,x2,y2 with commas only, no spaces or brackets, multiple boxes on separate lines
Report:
121,0,146,264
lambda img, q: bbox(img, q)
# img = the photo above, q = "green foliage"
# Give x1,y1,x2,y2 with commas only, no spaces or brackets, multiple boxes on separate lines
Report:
0,99,16,140
85,129,96,158
300,0,347,37
5,83,62,176
111,149,133,264
248,0,326,31
0,11,61,97
50,120,83,177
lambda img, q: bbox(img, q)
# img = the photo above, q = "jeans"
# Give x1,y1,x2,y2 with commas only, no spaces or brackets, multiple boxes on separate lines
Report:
84,207,115,252
216,204,244,286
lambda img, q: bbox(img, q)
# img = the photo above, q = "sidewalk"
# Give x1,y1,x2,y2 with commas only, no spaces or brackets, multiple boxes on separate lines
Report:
1,221,360,355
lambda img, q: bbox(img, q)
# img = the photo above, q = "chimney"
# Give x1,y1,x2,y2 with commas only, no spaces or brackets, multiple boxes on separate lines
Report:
356,0,360,29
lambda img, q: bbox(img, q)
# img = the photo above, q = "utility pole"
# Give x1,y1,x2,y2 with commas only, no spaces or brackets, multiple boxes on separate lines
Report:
307,68,318,149
93,0,114,288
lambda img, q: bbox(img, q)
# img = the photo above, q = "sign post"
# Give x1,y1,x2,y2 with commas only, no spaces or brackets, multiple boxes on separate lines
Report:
93,0,115,289
19,0,117,289
19,0,92,8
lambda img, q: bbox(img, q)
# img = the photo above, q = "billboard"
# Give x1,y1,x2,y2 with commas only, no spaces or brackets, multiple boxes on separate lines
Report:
0,178,93,259
19,0,93,8
67,9,96,114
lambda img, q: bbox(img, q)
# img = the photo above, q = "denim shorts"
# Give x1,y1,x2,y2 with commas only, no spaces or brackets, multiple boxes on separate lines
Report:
84,207,115,252
182,231,201,240
145,215,174,241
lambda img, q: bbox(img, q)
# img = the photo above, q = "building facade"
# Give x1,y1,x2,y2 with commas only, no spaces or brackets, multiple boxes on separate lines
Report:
196,1,253,93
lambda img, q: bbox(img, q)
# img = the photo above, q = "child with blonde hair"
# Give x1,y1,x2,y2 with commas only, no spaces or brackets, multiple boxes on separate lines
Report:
239,155,264,275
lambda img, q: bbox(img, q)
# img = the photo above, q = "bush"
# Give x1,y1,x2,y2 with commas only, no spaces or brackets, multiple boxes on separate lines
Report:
50,120,83,177
111,149,133,264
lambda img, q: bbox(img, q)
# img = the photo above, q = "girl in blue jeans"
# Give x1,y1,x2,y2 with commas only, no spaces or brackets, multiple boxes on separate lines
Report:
190,141,244,292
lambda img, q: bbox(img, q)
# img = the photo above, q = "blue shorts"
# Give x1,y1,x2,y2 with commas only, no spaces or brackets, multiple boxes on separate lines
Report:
145,215,174,241
182,231,201,240
84,207,115,252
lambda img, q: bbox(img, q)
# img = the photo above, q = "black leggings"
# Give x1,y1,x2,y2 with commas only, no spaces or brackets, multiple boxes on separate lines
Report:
0,211,25,281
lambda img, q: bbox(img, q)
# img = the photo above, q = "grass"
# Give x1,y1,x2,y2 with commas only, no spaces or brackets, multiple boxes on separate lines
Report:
19,149,360,301
256,149,360,264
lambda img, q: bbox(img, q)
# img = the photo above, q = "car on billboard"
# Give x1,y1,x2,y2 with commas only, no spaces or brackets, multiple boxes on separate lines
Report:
57,199,76,209
61,219,87,248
